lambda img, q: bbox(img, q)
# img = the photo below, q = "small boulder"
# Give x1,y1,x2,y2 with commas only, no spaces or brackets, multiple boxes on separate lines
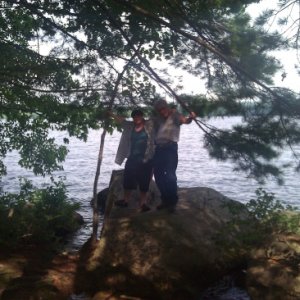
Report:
91,188,109,214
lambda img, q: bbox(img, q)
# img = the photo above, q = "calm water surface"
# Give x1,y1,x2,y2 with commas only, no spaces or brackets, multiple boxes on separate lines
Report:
2,117,299,299
2,116,300,249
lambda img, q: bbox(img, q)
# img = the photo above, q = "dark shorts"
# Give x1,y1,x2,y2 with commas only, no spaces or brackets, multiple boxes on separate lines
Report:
123,158,153,192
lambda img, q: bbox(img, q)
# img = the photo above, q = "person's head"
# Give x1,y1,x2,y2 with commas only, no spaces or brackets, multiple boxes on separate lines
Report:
131,109,144,125
154,99,170,119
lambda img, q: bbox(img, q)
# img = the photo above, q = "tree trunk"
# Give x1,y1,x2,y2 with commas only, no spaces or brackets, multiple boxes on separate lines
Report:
91,128,107,243
90,52,139,243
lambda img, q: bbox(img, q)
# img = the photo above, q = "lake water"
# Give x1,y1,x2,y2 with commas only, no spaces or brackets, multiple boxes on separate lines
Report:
1,116,299,299
2,116,300,247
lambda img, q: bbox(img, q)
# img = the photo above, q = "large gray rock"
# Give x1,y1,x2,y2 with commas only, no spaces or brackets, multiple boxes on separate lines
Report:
84,170,249,300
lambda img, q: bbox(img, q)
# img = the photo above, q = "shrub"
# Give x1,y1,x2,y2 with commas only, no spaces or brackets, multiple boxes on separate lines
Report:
0,178,81,249
215,188,300,253
246,188,300,235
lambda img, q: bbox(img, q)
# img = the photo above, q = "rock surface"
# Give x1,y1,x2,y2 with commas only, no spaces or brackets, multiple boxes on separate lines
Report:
247,233,300,300
81,170,249,300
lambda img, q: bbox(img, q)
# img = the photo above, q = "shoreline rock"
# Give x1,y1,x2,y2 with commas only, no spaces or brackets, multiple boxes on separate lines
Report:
79,170,250,299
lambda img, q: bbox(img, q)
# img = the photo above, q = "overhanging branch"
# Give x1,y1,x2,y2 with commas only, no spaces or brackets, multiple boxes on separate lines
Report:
112,0,289,103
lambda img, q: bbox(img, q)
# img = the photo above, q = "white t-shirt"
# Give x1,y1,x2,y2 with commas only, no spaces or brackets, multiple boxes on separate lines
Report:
155,111,181,145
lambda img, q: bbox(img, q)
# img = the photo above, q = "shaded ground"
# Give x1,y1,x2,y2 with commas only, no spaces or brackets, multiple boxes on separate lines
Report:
0,245,82,299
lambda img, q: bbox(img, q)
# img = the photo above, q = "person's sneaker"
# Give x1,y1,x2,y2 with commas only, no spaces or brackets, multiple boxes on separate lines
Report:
140,204,151,212
114,199,128,207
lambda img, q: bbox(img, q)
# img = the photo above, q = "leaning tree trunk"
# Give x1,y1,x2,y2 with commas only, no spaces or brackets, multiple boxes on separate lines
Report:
92,129,107,243
91,52,139,243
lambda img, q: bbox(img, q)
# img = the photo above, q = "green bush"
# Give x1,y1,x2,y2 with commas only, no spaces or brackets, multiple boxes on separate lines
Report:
0,178,81,249
215,188,300,253
246,188,300,235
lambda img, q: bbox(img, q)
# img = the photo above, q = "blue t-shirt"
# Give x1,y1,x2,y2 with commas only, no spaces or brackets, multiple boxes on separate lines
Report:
128,129,148,162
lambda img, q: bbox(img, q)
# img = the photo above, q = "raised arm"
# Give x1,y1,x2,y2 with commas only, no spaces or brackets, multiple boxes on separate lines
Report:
179,111,197,125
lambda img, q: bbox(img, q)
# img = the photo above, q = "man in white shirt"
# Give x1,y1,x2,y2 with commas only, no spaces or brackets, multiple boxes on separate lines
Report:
153,99,196,212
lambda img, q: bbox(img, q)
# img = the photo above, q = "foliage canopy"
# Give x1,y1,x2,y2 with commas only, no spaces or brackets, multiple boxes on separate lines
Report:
1,0,300,183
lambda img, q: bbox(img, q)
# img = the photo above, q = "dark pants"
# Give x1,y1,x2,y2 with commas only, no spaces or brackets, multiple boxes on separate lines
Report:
153,143,178,207
123,158,153,192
